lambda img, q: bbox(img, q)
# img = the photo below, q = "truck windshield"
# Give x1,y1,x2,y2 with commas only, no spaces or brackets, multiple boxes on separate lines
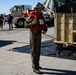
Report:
12,6,21,12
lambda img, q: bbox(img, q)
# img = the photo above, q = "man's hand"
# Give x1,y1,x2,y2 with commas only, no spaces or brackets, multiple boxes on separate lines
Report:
42,31,47,35
24,23,32,28
31,18,37,25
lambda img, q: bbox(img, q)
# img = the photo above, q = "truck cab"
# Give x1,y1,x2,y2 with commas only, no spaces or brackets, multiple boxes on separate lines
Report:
10,5,31,27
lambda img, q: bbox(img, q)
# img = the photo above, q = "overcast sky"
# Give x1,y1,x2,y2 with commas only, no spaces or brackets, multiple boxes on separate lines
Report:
0,0,44,15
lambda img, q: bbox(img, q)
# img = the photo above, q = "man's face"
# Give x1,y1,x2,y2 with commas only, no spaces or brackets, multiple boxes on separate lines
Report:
34,8,42,14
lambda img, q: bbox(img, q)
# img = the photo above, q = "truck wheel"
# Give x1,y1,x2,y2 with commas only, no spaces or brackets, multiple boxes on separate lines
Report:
46,21,51,27
17,19,24,27
51,18,54,27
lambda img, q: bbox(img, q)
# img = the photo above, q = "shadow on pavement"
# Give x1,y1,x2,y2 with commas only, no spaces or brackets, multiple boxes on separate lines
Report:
0,40,16,47
8,39,55,54
0,30,10,31
40,68,76,75
8,39,76,60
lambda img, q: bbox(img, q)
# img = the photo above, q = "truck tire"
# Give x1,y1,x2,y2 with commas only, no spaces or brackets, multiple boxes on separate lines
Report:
51,18,54,27
17,19,25,27
46,21,51,27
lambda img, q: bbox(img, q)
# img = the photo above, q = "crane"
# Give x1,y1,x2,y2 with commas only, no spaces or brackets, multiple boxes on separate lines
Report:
43,0,76,14
43,0,76,51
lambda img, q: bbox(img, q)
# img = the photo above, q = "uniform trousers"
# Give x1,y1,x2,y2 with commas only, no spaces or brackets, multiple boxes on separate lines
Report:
0,20,3,29
8,22,13,30
30,30,41,69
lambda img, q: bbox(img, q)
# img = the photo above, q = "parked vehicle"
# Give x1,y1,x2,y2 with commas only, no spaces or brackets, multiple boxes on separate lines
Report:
10,5,32,27
43,0,76,50
43,11,51,27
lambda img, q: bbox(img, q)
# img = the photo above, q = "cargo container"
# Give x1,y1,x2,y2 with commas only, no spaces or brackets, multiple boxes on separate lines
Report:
54,13,76,47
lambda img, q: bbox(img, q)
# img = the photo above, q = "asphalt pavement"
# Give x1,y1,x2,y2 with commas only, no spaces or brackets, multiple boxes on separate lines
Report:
0,24,76,75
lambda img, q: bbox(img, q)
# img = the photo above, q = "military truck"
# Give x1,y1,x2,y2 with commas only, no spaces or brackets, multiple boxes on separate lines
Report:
43,0,76,49
10,5,32,27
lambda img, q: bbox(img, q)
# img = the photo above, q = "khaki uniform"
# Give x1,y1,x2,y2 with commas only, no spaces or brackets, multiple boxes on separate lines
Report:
30,30,41,69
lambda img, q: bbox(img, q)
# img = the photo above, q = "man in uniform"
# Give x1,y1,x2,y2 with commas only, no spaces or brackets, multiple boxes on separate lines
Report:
0,14,3,30
29,2,47,74
7,14,13,30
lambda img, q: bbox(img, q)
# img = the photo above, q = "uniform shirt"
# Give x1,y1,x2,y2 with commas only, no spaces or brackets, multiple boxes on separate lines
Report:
29,11,46,31
7,15,13,23
0,15,3,23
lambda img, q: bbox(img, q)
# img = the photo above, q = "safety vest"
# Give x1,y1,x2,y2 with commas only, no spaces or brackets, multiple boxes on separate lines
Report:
29,11,46,31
